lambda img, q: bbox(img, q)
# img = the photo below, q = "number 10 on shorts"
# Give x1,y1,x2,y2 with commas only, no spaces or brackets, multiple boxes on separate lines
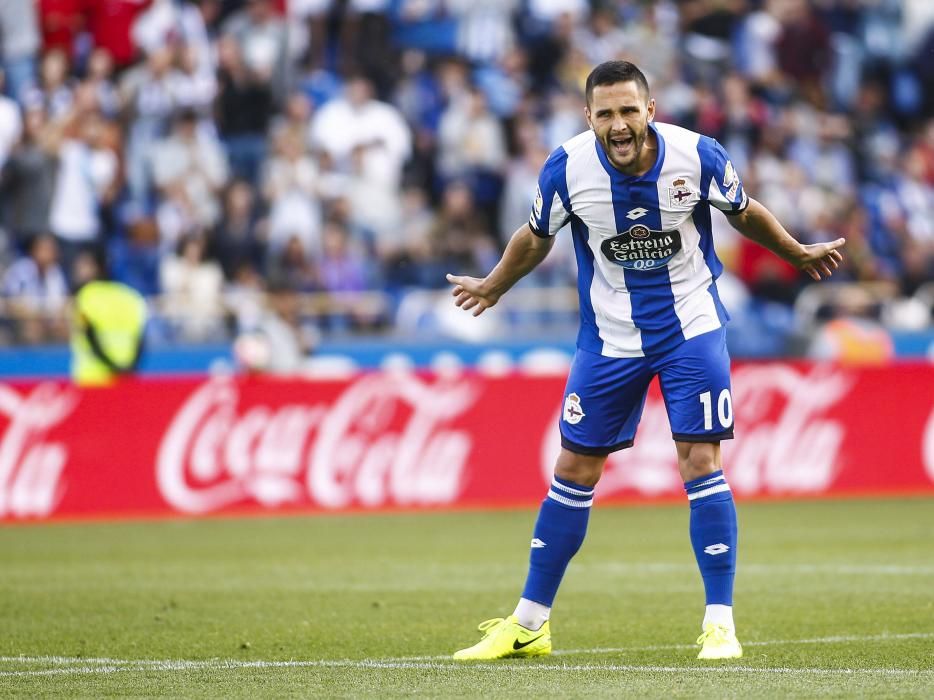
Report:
699,389,733,430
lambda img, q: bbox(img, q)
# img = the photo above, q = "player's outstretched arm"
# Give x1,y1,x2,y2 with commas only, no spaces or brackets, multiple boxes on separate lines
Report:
446,223,555,316
727,197,845,281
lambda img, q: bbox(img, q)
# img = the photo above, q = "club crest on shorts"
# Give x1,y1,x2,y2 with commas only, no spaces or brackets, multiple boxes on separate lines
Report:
563,393,585,424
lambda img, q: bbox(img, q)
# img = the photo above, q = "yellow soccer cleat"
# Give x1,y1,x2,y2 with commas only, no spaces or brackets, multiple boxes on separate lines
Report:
453,615,552,660
696,622,743,660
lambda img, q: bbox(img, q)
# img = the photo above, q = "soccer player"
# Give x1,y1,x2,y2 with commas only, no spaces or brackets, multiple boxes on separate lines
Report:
446,61,845,661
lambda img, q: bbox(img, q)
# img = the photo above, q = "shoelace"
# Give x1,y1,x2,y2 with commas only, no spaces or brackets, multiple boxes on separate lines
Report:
477,618,507,638
696,624,729,646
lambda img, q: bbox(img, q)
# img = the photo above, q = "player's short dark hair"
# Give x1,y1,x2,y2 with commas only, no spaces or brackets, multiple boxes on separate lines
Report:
585,61,650,104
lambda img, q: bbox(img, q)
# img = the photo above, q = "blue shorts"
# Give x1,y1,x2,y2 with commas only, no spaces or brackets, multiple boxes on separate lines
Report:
560,327,734,455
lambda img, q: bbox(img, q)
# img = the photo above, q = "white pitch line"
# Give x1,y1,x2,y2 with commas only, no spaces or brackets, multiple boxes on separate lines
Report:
0,655,145,666
0,666,127,678
583,562,934,576
0,661,932,679
1,631,932,679
745,564,934,576
552,631,934,656
7,631,930,667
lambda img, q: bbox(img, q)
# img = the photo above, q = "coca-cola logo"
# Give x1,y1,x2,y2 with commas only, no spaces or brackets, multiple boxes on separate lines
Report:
0,383,78,518
156,374,478,513
542,365,852,496
723,364,850,493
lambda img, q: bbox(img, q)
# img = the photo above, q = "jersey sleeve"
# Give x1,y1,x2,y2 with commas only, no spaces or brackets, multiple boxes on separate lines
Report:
528,147,571,237
698,137,748,215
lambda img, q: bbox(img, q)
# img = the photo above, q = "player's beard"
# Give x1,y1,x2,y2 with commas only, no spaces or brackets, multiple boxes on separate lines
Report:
601,123,647,173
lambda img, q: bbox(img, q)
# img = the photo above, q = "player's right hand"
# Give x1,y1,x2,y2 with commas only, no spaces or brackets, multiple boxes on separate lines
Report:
446,274,500,317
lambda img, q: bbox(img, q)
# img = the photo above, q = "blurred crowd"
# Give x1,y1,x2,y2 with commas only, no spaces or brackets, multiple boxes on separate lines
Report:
0,0,932,348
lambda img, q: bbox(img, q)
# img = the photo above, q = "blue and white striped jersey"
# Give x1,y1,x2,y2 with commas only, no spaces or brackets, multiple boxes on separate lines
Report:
529,121,748,358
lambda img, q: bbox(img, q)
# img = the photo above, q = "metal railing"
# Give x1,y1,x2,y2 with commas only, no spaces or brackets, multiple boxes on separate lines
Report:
793,281,933,333
0,281,929,348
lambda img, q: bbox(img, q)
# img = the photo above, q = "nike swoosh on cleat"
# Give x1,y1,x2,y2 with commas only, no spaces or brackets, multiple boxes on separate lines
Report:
513,635,544,650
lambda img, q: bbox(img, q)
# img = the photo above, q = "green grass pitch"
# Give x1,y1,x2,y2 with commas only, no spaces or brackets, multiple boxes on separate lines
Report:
1,498,932,697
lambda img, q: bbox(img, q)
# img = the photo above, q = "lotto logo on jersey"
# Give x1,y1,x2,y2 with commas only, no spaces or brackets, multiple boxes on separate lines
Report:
601,226,683,270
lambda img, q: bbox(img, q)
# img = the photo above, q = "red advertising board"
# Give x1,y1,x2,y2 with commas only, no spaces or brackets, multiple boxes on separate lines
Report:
1,363,933,522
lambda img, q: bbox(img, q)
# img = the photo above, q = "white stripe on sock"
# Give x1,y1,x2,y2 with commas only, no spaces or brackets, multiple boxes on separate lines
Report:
689,475,724,491
686,483,731,501
547,490,593,508
550,479,594,498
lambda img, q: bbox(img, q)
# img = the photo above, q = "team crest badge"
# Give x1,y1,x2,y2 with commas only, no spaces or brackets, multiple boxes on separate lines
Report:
668,177,697,209
563,393,585,424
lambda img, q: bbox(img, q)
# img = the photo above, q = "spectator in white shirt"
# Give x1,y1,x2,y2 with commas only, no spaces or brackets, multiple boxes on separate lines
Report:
309,75,412,190
438,85,507,180
159,233,225,342
263,128,322,256
0,0,39,102
222,0,289,102
0,68,23,171
150,108,229,249
119,46,189,206
46,89,119,277
1,233,69,344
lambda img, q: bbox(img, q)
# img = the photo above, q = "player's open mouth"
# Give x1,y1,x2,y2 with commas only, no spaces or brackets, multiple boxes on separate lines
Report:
609,134,634,156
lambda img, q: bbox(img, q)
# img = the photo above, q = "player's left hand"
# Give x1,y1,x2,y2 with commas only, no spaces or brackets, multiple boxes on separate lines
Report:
446,273,500,317
794,238,846,281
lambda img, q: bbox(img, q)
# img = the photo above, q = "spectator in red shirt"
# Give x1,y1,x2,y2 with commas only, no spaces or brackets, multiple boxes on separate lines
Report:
774,0,831,106
82,0,154,69
39,0,84,58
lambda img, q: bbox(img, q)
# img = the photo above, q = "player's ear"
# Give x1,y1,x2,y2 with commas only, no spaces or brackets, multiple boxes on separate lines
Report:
646,98,656,122
584,106,593,130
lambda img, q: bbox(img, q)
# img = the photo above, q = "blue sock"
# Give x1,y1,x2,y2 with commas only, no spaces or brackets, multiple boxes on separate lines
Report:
685,470,737,605
520,476,593,607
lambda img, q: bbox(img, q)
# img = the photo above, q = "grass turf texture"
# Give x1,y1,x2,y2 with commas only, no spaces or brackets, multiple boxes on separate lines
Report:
1,498,932,698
